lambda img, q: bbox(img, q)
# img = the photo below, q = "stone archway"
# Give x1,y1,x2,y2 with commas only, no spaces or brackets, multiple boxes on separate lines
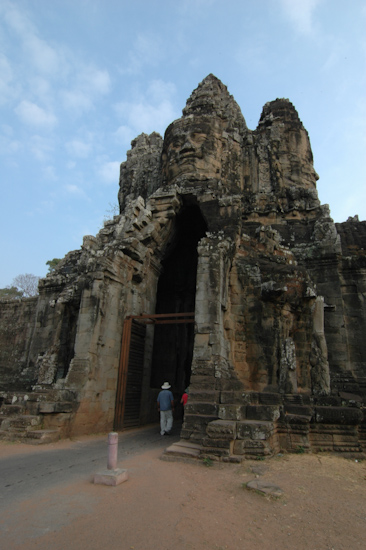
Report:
113,201,207,431
150,202,207,393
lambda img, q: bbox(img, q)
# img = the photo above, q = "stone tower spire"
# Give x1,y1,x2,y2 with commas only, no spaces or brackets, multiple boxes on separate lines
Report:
162,74,246,192
183,74,247,133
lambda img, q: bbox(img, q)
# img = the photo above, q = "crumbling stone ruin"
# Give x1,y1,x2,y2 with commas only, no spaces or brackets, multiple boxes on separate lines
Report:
1,75,366,459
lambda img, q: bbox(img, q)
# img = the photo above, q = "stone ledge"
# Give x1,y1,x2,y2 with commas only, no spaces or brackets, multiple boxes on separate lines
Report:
26,429,61,444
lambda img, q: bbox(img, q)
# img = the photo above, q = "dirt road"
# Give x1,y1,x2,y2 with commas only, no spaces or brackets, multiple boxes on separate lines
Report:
0,429,365,550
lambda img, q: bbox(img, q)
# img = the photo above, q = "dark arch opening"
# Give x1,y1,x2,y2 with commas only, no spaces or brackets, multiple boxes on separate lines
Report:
150,202,207,393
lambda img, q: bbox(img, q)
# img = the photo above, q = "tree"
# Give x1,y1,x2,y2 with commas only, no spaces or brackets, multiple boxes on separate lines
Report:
12,274,40,297
103,202,120,224
0,286,23,300
46,258,61,273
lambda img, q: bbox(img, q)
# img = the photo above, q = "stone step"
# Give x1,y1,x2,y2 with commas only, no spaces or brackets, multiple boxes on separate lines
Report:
0,428,60,445
199,443,231,458
0,400,77,416
0,428,60,444
0,389,77,404
26,429,60,445
38,401,77,414
0,429,28,442
10,414,42,428
201,442,232,460
0,404,25,416
28,389,78,402
162,440,202,461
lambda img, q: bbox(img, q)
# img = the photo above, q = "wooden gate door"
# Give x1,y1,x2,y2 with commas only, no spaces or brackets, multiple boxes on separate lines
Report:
114,313,195,431
114,319,146,430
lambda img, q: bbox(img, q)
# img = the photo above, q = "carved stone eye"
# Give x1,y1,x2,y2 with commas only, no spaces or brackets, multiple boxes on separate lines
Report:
189,133,207,146
171,138,183,149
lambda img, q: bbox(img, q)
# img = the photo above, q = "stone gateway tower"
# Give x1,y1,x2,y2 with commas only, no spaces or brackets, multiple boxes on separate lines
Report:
1,75,366,459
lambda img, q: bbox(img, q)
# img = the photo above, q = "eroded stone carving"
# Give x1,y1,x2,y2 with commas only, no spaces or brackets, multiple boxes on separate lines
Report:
0,74,365,458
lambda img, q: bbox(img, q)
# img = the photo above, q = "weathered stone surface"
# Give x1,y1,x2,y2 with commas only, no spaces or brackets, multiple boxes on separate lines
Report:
284,404,313,416
1,74,366,457
233,439,273,456
0,298,38,390
93,468,128,487
246,479,284,497
236,420,275,440
185,402,218,416
206,419,237,439
218,404,247,421
246,405,281,422
314,406,362,425
118,133,163,212
202,437,232,449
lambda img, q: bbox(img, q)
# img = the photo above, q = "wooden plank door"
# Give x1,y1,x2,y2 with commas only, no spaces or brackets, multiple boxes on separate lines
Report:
114,319,146,430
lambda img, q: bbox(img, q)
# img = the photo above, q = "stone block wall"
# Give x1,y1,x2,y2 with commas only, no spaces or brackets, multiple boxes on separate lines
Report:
0,298,38,391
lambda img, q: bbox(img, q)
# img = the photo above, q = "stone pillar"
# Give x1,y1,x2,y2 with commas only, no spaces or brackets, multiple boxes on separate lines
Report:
182,235,235,441
310,296,330,395
193,235,233,378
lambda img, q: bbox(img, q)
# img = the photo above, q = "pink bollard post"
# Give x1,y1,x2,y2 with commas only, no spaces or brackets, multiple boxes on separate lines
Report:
107,432,118,470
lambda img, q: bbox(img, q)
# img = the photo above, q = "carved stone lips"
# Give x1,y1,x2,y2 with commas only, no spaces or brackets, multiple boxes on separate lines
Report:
178,149,204,162
179,152,196,161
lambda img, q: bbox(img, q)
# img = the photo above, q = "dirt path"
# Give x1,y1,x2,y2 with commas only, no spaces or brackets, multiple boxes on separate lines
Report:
1,439,365,550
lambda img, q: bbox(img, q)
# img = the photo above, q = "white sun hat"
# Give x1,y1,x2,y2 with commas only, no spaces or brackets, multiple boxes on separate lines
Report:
161,382,171,389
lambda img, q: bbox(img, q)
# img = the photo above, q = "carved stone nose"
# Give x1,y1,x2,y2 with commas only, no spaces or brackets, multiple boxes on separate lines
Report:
180,138,195,153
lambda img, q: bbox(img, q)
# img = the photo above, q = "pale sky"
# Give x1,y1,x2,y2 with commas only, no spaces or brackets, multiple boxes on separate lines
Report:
1,0,365,288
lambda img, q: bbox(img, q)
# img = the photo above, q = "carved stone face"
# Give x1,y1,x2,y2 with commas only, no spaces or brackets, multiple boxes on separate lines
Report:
162,117,223,183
